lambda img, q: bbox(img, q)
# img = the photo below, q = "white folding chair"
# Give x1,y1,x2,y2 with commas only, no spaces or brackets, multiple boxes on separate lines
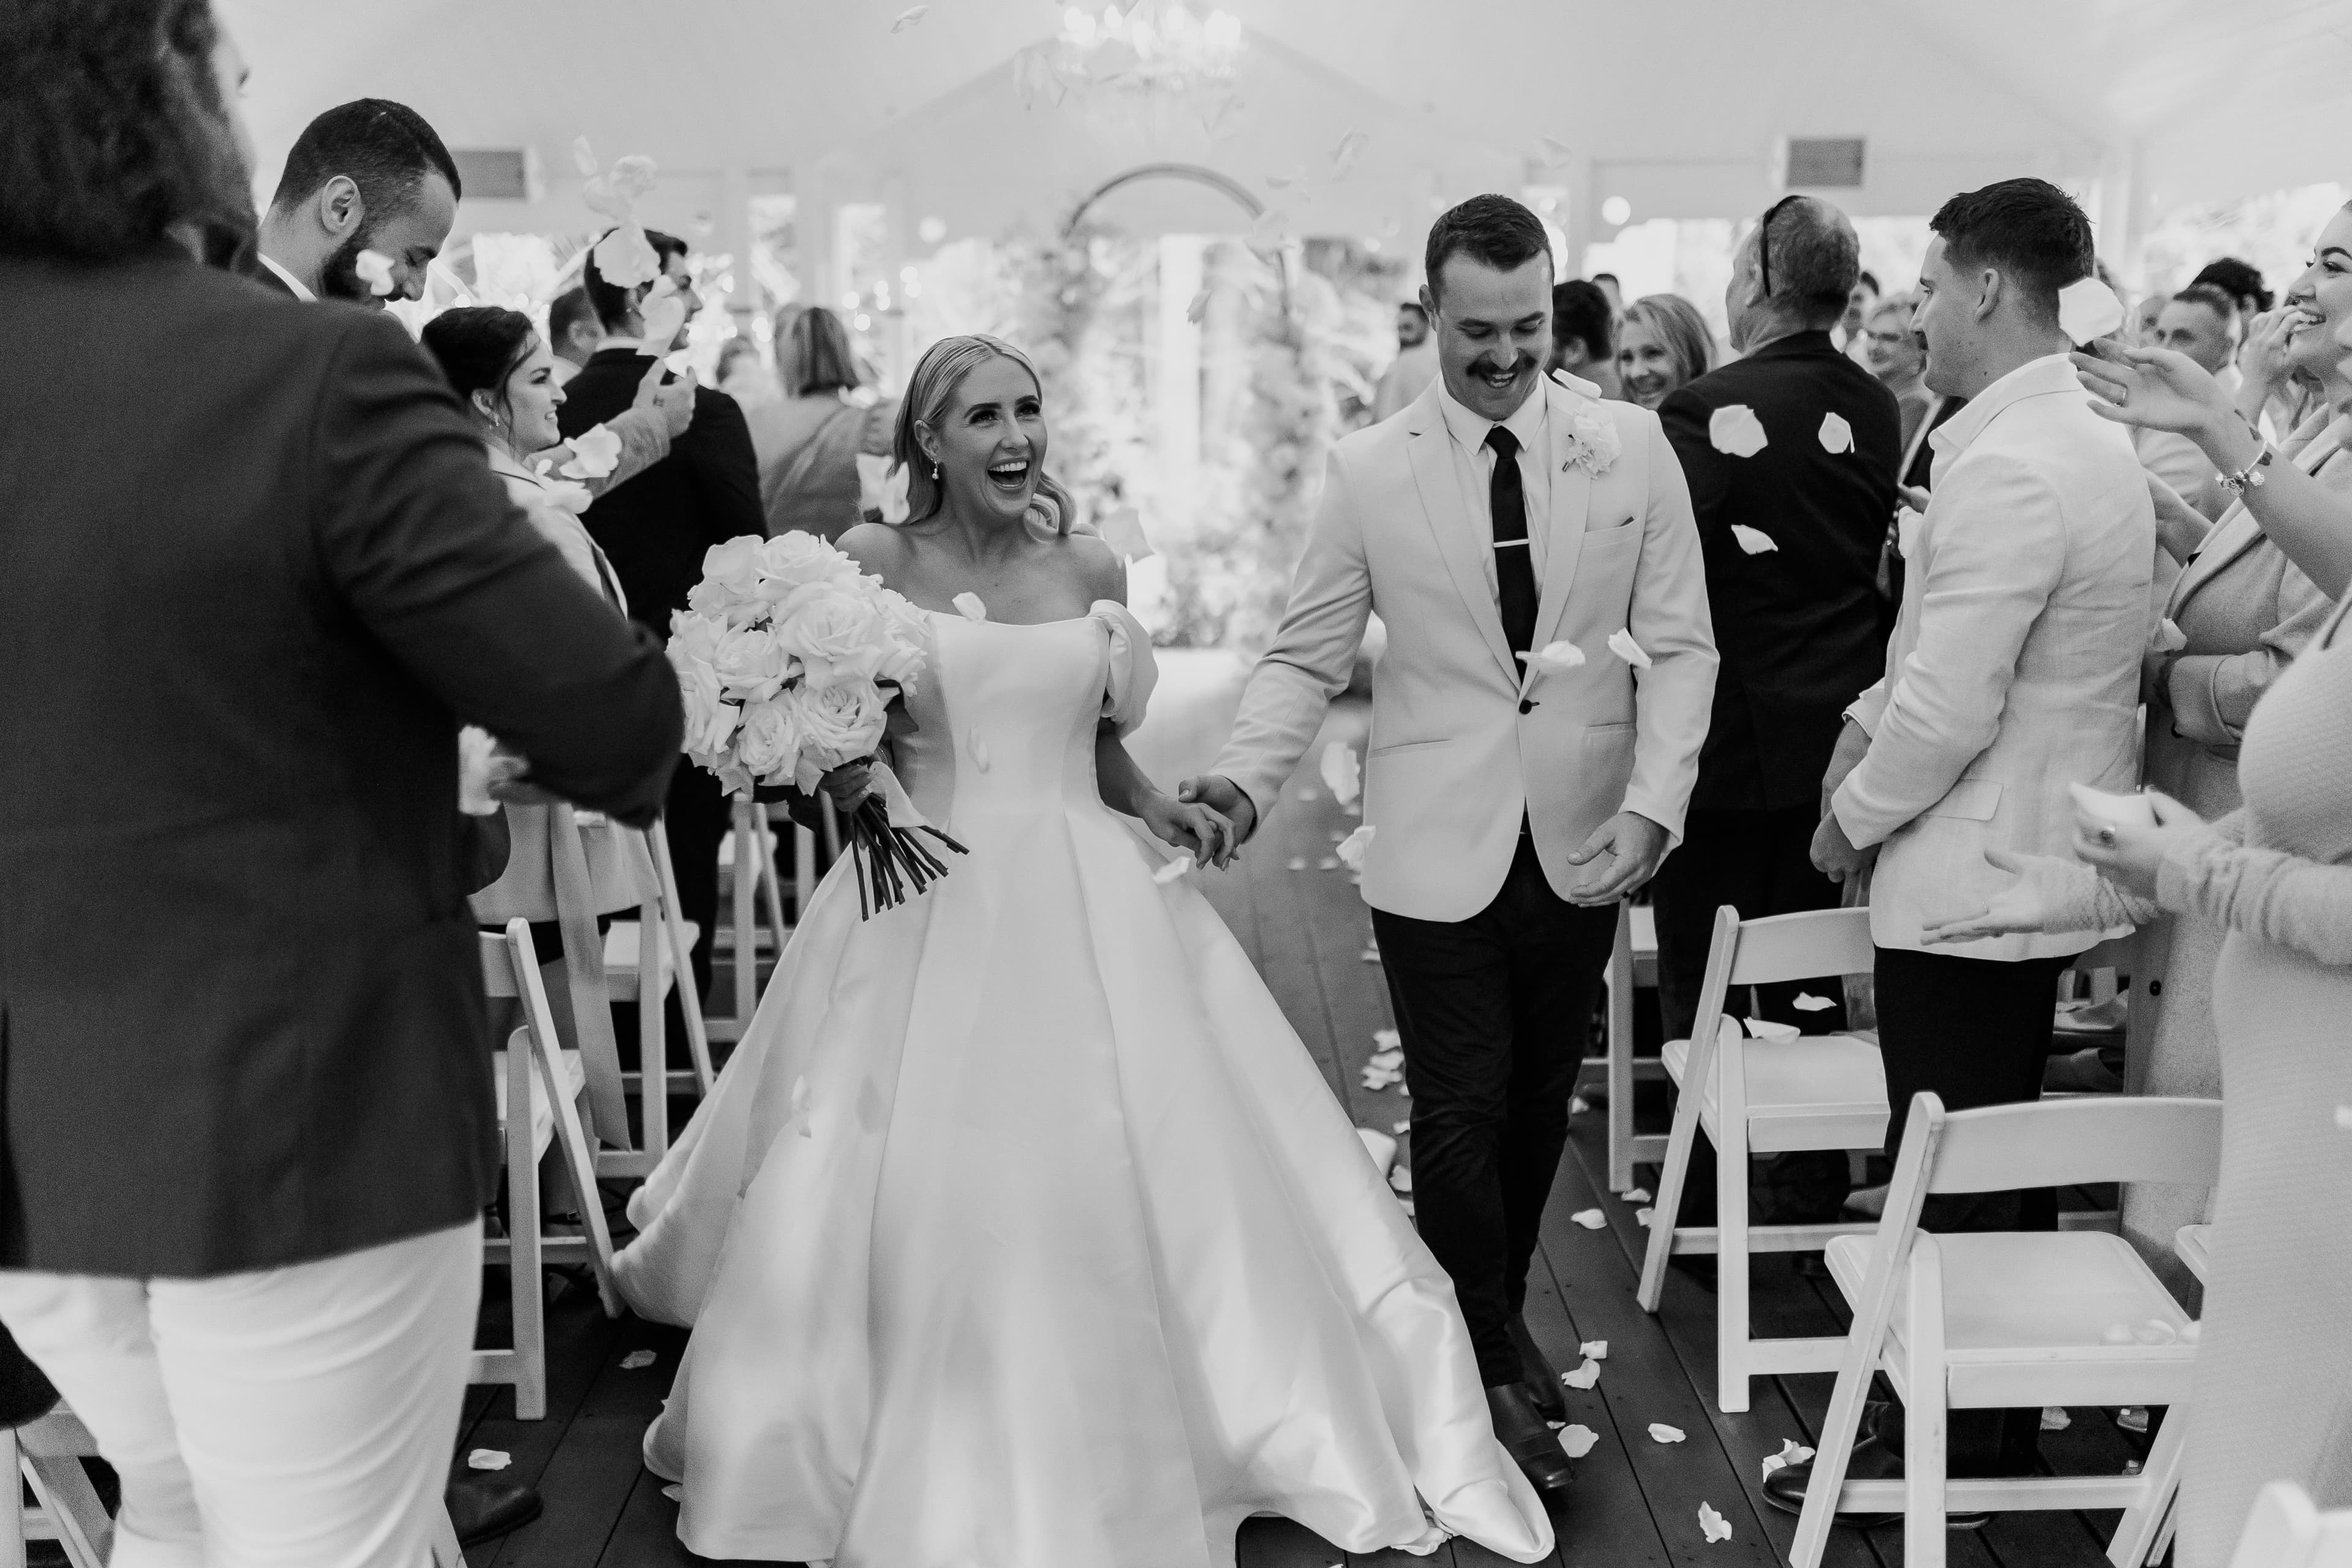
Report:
475,920,620,1419
712,795,793,1046
2227,1482,2352,1568
0,1406,110,1568
1637,905,1888,1411
1792,1093,2221,1568
2175,1222,2213,1284
597,827,716,1177
1580,902,1669,1193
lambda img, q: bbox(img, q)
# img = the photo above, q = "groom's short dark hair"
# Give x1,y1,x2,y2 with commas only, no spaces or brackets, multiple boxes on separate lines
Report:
269,99,460,217
1425,195,1552,302
1930,178,2094,328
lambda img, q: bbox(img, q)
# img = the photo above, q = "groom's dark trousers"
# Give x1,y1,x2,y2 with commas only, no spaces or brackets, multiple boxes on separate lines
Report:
1371,835,1618,1388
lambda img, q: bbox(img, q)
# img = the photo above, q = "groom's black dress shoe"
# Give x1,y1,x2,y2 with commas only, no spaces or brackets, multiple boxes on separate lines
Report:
447,1474,544,1546
1508,1314,1567,1421
1485,1382,1574,1494
1758,1434,1990,1529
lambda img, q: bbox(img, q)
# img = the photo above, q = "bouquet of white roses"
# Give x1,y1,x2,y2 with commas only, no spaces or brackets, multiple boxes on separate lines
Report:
667,531,963,916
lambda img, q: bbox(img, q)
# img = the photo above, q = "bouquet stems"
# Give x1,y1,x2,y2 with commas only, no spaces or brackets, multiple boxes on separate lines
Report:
845,795,967,919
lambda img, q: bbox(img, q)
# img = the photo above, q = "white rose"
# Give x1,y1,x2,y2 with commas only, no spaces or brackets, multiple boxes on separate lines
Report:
710,624,796,704
696,535,765,609
671,654,740,757
756,530,862,593
784,679,888,769
734,697,802,780
667,609,729,668
771,581,887,688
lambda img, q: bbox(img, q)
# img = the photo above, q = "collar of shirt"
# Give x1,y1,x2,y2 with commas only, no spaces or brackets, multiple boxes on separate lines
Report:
256,253,317,303
1929,352,2078,463
1434,375,1551,588
596,336,646,355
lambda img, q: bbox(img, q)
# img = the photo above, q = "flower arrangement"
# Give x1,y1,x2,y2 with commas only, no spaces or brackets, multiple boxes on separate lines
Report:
667,532,965,916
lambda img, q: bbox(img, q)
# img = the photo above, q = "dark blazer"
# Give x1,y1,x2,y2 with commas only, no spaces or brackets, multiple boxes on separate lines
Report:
0,251,683,1276
559,348,764,635
1658,330,1902,812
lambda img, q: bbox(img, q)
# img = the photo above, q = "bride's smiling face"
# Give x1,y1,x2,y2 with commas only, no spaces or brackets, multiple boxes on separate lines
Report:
921,356,1047,526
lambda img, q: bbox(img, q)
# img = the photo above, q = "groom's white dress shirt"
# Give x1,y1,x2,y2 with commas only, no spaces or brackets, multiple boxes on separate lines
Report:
1213,372,1716,924
1833,352,2154,959
255,253,316,302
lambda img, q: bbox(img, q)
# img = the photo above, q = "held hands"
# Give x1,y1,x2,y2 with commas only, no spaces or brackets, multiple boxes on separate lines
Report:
1141,791,1239,870
1809,809,1876,887
1565,811,1668,905
2072,788,2209,902
1175,775,1258,845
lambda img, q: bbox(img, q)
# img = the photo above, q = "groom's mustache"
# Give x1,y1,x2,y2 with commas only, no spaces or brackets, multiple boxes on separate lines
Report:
1469,355,1535,378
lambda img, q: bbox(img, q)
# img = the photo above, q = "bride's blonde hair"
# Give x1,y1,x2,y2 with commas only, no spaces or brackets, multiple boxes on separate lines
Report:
892,334,1075,534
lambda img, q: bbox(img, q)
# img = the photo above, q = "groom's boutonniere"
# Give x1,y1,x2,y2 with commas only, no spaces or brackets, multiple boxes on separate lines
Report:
1561,405,1621,478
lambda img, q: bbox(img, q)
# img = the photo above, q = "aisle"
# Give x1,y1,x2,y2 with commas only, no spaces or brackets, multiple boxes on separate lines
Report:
456,699,2137,1567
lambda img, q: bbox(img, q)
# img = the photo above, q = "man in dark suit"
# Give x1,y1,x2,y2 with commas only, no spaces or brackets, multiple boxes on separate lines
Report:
1649,196,1900,1216
0,15,680,1561
562,231,766,999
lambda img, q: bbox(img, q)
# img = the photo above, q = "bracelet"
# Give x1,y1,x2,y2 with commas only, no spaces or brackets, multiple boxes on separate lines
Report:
2217,445,2275,497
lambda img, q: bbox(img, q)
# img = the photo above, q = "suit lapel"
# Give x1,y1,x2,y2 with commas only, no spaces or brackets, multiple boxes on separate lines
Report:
1403,395,1518,685
1529,380,1593,652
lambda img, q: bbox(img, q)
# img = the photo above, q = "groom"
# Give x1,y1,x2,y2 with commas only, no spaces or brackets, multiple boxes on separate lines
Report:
1183,195,1716,1493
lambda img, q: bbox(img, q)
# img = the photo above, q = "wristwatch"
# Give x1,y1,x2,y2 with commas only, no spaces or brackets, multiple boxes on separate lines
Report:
2218,445,2275,497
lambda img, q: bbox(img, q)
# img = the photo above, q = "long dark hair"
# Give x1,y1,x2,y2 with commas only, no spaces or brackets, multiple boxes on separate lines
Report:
0,0,255,263
421,307,537,428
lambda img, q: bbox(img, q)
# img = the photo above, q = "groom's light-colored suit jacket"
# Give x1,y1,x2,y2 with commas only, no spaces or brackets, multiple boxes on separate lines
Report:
1214,374,1717,923
1832,353,2155,959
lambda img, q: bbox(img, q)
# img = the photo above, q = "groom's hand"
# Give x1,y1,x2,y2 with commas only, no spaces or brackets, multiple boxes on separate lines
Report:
1565,811,1668,905
1176,775,1258,845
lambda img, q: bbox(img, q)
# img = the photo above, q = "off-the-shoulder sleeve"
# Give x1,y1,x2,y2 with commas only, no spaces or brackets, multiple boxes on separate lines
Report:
1093,600,1158,739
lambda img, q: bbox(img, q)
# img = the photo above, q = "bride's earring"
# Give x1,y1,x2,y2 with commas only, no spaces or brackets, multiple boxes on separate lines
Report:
930,459,941,480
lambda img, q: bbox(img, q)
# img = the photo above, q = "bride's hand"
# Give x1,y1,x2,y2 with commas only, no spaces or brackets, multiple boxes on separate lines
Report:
817,760,875,814
1140,792,1237,870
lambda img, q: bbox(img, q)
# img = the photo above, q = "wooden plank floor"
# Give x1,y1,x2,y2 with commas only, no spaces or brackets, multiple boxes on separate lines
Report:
459,699,2136,1567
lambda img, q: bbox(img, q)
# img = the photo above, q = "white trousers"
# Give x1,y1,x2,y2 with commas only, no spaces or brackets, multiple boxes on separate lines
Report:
0,1220,480,1568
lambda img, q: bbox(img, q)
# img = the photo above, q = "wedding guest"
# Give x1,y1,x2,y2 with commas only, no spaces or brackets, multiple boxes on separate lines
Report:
254,97,457,304
1784,178,2155,1512
2139,283,2242,521
565,227,765,1000
1922,596,2352,1566
547,285,601,383
1862,294,1932,449
2132,290,2171,346
1371,300,1439,420
2192,255,2273,322
1591,271,1624,318
1649,195,1899,1226
0,10,680,1567
1547,278,1620,396
1615,293,1713,410
1832,267,1879,358
744,304,897,540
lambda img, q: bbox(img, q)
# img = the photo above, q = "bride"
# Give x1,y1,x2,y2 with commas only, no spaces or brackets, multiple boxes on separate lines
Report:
614,334,1556,1567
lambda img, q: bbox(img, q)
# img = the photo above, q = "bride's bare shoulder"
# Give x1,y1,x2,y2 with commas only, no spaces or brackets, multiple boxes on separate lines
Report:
838,522,911,582
1057,530,1127,605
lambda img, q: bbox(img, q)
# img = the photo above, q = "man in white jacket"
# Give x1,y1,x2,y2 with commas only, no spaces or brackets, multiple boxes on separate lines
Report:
1183,195,1716,1494
1791,177,2154,1505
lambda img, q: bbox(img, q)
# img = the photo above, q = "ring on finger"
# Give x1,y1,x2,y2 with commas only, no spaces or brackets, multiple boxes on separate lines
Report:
2097,824,2117,846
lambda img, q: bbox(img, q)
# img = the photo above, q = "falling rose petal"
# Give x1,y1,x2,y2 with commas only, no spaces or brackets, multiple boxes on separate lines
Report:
1356,1128,1397,1173
1186,287,1213,325
1818,411,1855,454
1562,1358,1601,1390
468,1449,512,1471
1607,629,1653,669
620,1349,657,1369
1287,857,1308,872
1569,1095,1589,1114
559,423,623,479
572,135,599,177
1374,1029,1400,1050
2041,1406,2073,1431
1708,404,1768,458
1389,1166,1413,1194
2150,617,2188,655
1321,740,1362,805
1698,1501,1733,1543
355,249,396,296
1360,947,1382,963
1570,1208,1606,1231
1759,1437,1815,1481
1368,1050,1404,1070
1392,1118,1411,1134
1730,524,1779,555
662,1483,683,1501
1649,1423,1686,1444
637,290,689,356
2117,1407,2150,1434
952,592,989,622
1265,167,1307,190
1317,856,1340,870
1330,129,1369,178
1517,639,1586,675
1559,1423,1600,1458
1635,1207,1655,1227
890,4,928,31
1153,856,1191,884
1336,824,1374,871
1580,1340,1609,1360
1793,992,1834,1012
1624,1187,1651,1204
1537,135,1574,168
2057,276,2127,344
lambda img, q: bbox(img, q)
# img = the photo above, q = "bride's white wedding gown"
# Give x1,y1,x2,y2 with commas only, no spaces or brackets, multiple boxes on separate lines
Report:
615,601,1554,1567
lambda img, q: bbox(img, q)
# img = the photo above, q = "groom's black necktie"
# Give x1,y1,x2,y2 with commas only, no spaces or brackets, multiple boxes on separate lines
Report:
1485,425,1539,657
